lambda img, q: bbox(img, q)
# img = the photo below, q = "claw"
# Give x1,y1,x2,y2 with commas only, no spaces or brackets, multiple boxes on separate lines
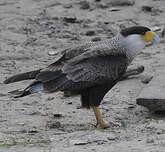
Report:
92,106,109,129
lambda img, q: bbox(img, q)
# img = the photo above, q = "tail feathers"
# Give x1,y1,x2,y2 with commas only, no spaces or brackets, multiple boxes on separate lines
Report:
10,81,44,98
4,69,41,84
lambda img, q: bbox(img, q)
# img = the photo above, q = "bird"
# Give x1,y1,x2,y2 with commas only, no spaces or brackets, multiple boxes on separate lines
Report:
4,26,160,129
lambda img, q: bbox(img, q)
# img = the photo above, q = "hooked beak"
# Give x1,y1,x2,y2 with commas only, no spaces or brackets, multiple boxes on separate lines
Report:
141,31,160,43
152,34,160,43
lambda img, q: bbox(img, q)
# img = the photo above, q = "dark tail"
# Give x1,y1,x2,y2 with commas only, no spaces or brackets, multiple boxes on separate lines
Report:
11,81,44,98
4,69,41,84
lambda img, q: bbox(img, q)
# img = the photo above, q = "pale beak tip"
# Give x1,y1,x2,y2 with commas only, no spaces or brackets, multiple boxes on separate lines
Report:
152,34,160,43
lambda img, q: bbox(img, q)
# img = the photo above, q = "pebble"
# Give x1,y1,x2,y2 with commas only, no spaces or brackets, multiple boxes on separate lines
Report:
109,7,121,12
46,121,61,129
85,30,96,36
67,101,72,104
28,129,39,134
70,139,89,145
98,3,109,9
108,0,135,6
63,4,73,9
141,75,153,84
146,137,154,143
96,140,107,145
91,37,101,42
47,96,55,101
79,1,90,9
48,50,58,56
61,33,74,39
63,16,77,23
107,135,117,141
28,110,41,115
53,113,63,118
151,8,163,16
142,6,153,12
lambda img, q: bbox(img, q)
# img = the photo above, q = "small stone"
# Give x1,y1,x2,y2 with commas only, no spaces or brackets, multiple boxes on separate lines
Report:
63,4,73,9
96,140,107,145
91,37,101,42
128,104,136,109
107,135,117,141
53,114,63,118
70,139,89,145
109,7,121,12
108,0,135,6
98,3,109,9
79,1,90,9
20,129,27,133
142,6,153,12
63,16,77,23
47,96,55,101
67,101,72,104
28,110,41,115
85,30,96,36
48,50,58,56
146,138,154,143
141,75,153,84
151,8,163,16
46,121,61,129
28,129,39,134
61,33,73,39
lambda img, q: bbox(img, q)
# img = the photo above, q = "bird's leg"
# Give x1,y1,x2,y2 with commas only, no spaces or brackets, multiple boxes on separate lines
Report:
92,106,110,129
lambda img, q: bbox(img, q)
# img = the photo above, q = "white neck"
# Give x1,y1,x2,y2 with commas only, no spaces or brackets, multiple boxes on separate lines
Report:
117,33,145,61
123,34,145,50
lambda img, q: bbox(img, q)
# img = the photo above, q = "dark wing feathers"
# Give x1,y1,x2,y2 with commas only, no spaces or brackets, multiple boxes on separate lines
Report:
36,70,62,82
36,45,128,92
63,55,128,83
63,47,125,68
60,43,94,60
4,69,41,84
40,54,128,93
43,75,69,92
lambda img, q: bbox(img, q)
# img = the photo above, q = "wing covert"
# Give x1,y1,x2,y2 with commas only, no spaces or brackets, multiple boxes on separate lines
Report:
63,55,128,84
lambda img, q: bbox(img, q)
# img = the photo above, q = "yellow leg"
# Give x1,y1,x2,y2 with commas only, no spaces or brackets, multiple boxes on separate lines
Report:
92,106,110,129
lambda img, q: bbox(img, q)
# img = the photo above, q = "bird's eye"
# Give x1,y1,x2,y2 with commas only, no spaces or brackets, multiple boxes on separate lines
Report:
141,31,145,35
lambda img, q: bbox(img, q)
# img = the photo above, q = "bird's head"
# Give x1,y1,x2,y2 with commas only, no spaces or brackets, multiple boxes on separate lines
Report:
120,26,160,50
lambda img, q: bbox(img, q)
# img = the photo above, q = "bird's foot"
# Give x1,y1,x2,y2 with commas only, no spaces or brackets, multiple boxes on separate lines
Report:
96,121,110,129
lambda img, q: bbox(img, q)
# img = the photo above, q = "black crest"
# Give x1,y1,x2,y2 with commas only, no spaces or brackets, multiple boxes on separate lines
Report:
121,26,151,37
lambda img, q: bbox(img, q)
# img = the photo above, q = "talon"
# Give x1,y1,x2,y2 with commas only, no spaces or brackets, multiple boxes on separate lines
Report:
96,122,110,129
92,106,109,129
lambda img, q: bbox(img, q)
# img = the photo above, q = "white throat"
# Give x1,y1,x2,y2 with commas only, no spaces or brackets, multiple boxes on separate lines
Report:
118,34,145,60
124,34,145,50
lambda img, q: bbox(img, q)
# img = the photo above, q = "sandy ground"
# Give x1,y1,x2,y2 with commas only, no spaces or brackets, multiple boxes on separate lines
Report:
0,0,165,151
